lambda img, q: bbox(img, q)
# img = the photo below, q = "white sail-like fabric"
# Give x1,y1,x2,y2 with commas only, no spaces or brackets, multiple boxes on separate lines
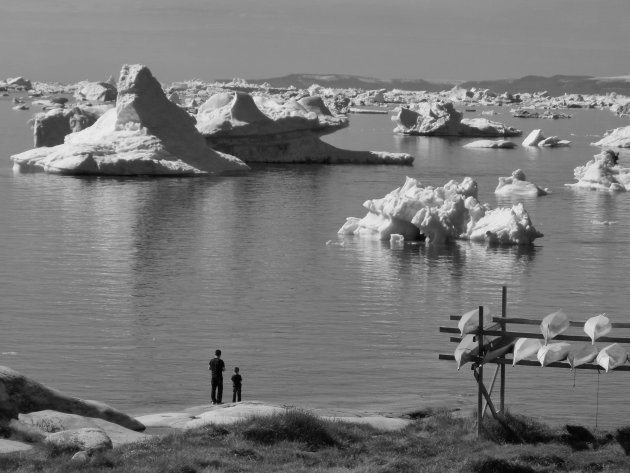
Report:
537,342,571,367
540,310,570,344
596,343,628,372
512,338,543,366
454,335,477,370
458,306,492,336
567,344,598,369
584,313,612,344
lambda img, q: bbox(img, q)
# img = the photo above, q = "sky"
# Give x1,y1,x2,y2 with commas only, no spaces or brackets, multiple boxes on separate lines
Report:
2,0,630,84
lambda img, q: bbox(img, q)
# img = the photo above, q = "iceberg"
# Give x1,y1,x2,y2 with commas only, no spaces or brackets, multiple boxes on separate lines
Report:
197,92,412,165
11,65,249,176
463,139,517,149
592,125,630,148
391,100,521,137
522,129,570,147
566,150,630,191
495,169,549,197
338,176,543,245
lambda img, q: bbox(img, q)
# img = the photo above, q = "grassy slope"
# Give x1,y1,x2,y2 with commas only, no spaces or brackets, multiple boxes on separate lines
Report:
1,409,630,473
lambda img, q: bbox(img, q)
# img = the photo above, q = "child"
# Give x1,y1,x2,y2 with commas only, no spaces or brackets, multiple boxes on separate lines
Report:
231,367,242,402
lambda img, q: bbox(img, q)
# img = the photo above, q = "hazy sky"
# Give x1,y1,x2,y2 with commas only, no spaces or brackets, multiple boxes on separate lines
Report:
2,0,629,84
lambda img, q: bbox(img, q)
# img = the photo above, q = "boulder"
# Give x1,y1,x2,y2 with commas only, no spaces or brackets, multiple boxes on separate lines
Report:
45,427,112,453
19,410,152,447
75,81,117,102
11,64,249,176
592,125,630,148
0,365,145,431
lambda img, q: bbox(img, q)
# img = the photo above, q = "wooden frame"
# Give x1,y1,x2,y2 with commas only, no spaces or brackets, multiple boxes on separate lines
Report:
438,286,630,437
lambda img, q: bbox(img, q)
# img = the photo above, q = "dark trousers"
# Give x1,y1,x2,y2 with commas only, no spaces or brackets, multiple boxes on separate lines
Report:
211,377,223,403
232,386,241,402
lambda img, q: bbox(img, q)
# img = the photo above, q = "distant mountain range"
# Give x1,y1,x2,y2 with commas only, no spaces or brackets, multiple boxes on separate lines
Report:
238,73,630,96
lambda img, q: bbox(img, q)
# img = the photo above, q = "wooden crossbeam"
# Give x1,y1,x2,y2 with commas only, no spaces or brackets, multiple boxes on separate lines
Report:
438,353,630,371
439,326,630,344
448,314,630,329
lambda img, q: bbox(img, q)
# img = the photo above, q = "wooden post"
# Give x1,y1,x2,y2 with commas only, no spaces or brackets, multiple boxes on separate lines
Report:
477,305,484,437
501,285,507,415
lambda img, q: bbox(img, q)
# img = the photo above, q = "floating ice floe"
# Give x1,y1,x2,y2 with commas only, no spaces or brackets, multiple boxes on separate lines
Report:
463,139,517,149
495,169,549,197
584,314,612,344
522,129,570,147
567,344,598,369
540,310,570,344
596,343,628,372
11,64,249,176
537,342,571,367
512,338,543,365
338,176,543,245
592,125,630,148
566,149,630,191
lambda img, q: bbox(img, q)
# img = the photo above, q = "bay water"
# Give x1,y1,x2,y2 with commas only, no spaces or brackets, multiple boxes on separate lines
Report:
1,94,630,428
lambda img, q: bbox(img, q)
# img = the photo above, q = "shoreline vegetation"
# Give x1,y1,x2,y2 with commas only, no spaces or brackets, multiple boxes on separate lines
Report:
2,406,630,472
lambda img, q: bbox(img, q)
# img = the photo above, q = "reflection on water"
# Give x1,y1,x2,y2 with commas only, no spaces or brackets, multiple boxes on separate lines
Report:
2,107,630,428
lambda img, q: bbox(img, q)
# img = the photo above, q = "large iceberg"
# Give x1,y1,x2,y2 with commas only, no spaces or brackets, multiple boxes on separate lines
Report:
196,92,413,165
391,100,521,137
338,176,543,245
11,64,249,176
566,150,630,191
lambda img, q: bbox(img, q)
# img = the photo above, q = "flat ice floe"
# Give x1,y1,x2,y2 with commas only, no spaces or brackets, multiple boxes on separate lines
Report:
338,176,543,245
495,169,549,196
592,125,630,148
566,149,630,191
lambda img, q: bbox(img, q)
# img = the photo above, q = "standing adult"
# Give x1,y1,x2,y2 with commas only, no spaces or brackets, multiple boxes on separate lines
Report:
208,349,225,404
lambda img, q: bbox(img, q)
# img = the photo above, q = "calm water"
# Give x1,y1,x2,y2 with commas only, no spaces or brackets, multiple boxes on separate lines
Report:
2,95,630,428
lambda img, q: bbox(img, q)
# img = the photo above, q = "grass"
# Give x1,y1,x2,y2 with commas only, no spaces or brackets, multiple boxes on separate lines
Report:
1,408,630,472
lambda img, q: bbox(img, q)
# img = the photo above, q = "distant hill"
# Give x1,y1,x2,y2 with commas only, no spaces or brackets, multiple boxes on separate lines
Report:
229,73,630,96
235,73,454,92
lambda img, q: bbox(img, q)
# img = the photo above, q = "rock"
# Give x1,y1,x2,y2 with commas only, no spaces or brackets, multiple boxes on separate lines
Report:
7,77,32,89
0,438,33,454
71,450,90,463
592,125,630,148
167,91,181,105
31,106,107,147
197,91,412,165
522,129,545,146
75,81,117,102
45,427,112,454
19,410,152,447
11,64,249,176
0,365,145,431
463,139,517,149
